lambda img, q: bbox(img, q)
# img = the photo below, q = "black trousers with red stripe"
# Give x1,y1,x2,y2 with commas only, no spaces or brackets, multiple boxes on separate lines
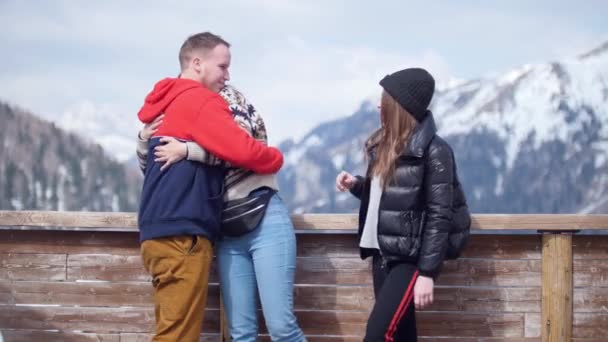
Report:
364,254,419,342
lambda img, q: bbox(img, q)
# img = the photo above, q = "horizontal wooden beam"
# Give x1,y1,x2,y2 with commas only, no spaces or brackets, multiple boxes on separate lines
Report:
0,211,607,231
470,214,608,230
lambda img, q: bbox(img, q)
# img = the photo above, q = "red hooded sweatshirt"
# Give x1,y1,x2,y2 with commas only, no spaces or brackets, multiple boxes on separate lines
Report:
138,78,283,174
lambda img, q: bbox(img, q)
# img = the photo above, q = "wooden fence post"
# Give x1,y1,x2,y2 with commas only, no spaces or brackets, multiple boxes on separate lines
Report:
541,232,573,342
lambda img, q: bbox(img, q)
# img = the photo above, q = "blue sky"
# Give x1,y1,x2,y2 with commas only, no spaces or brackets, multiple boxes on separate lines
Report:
1,0,607,144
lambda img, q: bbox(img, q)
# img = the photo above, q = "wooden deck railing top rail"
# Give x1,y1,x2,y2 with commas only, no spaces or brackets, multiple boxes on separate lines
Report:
1,211,608,231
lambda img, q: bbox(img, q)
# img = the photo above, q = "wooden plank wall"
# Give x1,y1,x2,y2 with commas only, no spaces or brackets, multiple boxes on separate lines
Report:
572,235,608,341
0,229,607,341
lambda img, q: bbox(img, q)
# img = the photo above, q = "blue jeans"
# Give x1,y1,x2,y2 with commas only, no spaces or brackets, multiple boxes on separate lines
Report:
217,194,306,342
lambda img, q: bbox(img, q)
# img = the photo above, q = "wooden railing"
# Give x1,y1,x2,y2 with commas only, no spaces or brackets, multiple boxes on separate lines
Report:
1,211,607,342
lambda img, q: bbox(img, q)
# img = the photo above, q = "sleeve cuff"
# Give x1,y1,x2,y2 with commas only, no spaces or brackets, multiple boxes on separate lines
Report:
418,269,438,280
136,133,148,157
186,141,206,162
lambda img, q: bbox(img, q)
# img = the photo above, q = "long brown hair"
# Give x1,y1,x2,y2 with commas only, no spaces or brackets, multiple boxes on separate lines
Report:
366,91,418,186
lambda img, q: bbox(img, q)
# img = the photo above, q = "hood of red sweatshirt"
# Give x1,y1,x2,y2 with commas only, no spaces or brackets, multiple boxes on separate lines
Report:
137,78,202,123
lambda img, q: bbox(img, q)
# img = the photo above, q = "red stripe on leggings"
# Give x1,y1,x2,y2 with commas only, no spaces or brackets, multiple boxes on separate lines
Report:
384,270,419,342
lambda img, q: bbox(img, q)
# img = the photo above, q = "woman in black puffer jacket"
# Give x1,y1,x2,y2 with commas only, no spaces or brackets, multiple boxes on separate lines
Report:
336,68,469,341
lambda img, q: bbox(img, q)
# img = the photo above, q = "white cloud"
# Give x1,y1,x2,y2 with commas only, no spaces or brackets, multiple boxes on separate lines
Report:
233,37,452,143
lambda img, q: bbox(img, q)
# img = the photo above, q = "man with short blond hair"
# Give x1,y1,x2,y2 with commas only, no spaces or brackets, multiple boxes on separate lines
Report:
137,31,283,341
178,32,230,69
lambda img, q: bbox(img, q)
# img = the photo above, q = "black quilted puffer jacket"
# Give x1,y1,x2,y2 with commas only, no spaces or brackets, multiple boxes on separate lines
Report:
350,113,470,279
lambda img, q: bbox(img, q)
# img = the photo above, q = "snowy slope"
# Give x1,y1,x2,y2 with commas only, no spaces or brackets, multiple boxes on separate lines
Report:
277,41,608,214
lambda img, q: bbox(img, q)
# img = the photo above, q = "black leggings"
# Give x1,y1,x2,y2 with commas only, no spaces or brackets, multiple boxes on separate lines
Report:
365,255,419,342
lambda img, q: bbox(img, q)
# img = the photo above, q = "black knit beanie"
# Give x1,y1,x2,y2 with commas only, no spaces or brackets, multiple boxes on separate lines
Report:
379,68,435,122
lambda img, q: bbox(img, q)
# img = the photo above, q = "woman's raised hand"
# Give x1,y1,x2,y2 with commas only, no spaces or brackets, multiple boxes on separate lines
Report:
336,170,357,192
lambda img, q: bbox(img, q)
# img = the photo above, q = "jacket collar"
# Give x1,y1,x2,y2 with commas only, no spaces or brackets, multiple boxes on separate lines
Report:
402,111,437,158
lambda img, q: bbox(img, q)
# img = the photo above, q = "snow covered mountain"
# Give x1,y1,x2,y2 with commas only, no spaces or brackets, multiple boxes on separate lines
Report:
277,41,608,214
57,100,140,162
0,102,141,211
